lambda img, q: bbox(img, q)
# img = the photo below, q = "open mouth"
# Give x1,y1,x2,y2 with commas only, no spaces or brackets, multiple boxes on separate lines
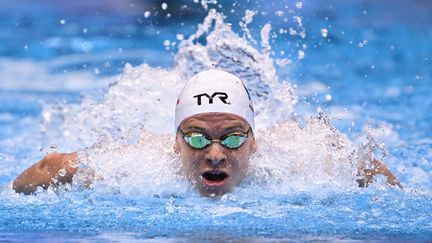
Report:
201,171,229,186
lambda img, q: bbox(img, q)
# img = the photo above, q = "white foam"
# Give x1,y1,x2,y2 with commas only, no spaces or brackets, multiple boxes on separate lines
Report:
247,118,359,193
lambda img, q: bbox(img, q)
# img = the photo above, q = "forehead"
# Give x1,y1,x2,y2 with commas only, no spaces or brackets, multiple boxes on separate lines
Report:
180,112,249,131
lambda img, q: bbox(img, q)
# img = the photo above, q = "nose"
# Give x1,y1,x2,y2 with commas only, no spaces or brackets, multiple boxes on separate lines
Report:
205,143,227,167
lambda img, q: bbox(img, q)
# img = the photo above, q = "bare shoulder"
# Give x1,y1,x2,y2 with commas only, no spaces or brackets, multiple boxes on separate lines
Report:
49,152,78,167
12,152,79,194
45,152,77,162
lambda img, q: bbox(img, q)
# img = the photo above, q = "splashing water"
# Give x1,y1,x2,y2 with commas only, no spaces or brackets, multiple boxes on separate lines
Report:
41,10,296,147
35,9,375,197
2,4,432,241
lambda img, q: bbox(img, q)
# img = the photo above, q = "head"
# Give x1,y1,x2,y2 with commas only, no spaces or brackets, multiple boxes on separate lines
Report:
174,70,256,196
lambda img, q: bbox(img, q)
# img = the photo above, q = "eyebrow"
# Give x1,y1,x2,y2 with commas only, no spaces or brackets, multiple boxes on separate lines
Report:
223,125,248,133
183,126,207,133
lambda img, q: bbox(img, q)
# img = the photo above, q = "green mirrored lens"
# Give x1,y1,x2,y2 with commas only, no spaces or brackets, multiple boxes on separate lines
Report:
221,135,246,149
186,134,211,149
182,129,249,150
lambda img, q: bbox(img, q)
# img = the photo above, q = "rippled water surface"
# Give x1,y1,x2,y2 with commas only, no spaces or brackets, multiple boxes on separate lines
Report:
0,0,431,241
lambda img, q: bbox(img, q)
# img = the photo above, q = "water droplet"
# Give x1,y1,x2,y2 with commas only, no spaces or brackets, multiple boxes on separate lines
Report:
164,40,171,50
293,16,302,24
176,34,184,40
58,168,67,177
59,19,66,25
300,31,306,38
298,50,305,59
275,58,293,67
144,11,151,18
161,2,168,10
325,94,332,101
321,28,328,38
275,10,284,16
296,1,303,9
94,68,100,75
358,40,368,48
50,144,57,149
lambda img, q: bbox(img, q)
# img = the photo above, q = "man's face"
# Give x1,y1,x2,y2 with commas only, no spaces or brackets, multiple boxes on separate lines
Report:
174,112,256,196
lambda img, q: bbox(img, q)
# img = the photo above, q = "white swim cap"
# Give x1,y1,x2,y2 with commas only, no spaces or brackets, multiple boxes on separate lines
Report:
175,70,255,131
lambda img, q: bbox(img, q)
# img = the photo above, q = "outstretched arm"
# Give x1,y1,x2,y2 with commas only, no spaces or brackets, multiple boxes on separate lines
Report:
12,152,78,194
356,158,402,189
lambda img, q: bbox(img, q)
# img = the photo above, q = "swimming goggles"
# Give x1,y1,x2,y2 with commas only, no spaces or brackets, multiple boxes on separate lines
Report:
179,128,252,149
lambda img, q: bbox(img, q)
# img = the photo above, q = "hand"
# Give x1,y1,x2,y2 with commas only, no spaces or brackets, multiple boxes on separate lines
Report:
356,158,402,189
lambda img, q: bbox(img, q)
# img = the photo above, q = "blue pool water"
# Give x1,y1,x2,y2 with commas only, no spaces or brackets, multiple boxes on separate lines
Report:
1,0,431,241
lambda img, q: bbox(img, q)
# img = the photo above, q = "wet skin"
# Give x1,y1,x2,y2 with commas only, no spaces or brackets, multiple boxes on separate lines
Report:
12,152,78,194
174,112,257,196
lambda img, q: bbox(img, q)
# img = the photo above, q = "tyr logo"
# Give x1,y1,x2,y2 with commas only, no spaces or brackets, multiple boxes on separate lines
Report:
193,92,231,105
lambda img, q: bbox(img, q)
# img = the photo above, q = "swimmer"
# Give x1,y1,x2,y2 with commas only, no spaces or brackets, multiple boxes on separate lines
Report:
12,70,402,196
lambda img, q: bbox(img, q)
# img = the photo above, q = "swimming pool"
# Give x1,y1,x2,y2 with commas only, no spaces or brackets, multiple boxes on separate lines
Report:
0,0,431,241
